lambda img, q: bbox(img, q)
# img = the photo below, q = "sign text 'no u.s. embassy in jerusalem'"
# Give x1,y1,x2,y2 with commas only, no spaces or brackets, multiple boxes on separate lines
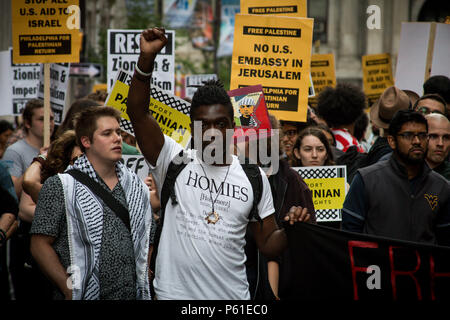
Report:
230,14,313,122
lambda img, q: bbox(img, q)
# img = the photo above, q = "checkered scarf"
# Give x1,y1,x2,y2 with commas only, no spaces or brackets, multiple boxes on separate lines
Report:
59,154,152,300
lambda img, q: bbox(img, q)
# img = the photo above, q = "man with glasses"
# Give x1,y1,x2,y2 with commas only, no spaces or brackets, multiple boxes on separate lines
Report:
413,93,447,118
425,113,450,180
342,109,450,245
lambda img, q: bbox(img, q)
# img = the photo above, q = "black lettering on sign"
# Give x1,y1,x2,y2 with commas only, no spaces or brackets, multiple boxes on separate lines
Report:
311,60,329,67
109,31,173,55
239,85,299,112
365,58,388,66
243,26,301,38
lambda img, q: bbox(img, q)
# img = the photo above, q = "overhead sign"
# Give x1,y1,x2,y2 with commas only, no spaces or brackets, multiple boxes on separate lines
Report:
240,0,307,17
107,29,175,93
11,0,81,63
230,14,314,122
70,63,102,78
308,53,336,108
105,69,191,148
184,74,218,99
37,63,70,125
362,53,394,107
293,165,347,222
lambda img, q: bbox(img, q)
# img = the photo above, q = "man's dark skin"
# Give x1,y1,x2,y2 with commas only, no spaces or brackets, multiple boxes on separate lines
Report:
127,27,310,260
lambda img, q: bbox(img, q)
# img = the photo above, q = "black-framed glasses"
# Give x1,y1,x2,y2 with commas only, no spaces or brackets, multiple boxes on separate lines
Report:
397,132,428,141
416,106,445,116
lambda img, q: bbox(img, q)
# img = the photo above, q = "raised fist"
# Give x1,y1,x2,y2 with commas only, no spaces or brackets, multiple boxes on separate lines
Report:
140,28,168,58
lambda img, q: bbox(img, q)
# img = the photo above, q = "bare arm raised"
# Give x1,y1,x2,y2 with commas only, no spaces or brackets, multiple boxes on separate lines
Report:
127,28,168,166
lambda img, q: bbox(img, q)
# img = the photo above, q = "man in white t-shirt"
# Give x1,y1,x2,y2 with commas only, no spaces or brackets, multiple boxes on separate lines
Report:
127,28,311,300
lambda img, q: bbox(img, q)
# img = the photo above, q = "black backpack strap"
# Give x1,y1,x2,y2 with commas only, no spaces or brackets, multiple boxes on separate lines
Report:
66,169,131,232
241,161,263,224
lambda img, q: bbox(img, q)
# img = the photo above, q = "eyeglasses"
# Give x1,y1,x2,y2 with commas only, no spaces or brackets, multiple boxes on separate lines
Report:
428,133,450,142
416,106,445,116
283,130,298,138
397,132,428,141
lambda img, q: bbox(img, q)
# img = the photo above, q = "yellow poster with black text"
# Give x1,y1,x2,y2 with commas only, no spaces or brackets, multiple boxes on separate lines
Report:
308,53,336,108
230,15,313,122
240,0,307,17
105,70,191,147
12,0,81,63
362,53,394,107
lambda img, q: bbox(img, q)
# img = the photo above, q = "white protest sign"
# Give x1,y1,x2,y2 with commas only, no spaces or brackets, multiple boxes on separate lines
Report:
120,155,149,181
185,74,217,99
37,63,70,125
0,50,13,116
9,48,40,115
107,29,175,94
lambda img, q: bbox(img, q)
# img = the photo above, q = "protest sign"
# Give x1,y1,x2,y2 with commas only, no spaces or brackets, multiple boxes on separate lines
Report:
240,0,307,17
11,0,81,64
185,74,218,99
37,63,70,125
217,0,240,57
228,85,272,141
107,29,175,94
0,51,13,116
120,155,149,181
285,222,450,301
9,48,40,115
362,53,394,107
105,69,191,148
163,0,198,28
293,165,347,222
308,53,336,108
230,14,314,122
395,22,450,96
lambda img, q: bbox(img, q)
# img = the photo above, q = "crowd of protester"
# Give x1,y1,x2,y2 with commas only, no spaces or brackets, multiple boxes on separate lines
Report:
0,28,449,301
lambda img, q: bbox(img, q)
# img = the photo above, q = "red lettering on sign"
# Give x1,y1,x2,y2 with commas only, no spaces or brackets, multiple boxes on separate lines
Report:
348,241,379,300
430,255,450,300
389,246,422,300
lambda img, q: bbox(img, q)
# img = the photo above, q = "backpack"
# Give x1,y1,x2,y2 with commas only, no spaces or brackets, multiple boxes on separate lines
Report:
149,150,264,298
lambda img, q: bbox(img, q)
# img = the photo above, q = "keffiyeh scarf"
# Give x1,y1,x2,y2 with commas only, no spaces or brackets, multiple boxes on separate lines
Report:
58,155,152,300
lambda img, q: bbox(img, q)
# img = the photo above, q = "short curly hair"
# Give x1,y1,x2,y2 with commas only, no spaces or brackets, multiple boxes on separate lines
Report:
190,80,234,123
317,83,366,128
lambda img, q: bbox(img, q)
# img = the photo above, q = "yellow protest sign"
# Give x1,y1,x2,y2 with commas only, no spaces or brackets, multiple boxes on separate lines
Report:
230,14,314,122
105,70,191,147
304,178,346,210
240,0,307,17
308,53,336,108
362,53,394,107
12,0,81,63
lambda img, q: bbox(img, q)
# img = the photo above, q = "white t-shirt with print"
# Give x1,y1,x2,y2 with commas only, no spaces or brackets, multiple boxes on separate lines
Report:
151,135,274,300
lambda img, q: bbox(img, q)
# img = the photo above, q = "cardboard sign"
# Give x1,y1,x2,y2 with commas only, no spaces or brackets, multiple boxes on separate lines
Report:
107,29,175,94
308,53,336,108
0,51,13,116
293,165,347,222
395,22,450,96
37,63,70,125
230,14,314,122
228,85,272,141
362,53,394,107
185,74,218,99
105,69,191,147
11,0,81,63
240,0,307,17
9,48,40,115
120,155,149,181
